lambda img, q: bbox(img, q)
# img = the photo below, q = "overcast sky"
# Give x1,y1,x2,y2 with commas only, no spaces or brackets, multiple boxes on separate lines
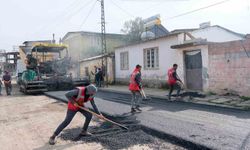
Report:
0,0,249,51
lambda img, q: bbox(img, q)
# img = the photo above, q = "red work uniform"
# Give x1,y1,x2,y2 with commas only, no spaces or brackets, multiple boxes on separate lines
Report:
67,87,94,111
168,68,177,86
129,68,141,91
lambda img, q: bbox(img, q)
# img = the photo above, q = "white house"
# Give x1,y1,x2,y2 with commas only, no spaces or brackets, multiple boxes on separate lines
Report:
115,23,245,91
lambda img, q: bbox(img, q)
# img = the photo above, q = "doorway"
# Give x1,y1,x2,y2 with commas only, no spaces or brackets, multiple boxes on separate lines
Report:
184,50,203,90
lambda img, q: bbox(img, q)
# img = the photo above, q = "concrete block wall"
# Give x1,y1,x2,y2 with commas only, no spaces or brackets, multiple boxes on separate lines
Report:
208,38,250,96
115,78,168,89
80,56,115,83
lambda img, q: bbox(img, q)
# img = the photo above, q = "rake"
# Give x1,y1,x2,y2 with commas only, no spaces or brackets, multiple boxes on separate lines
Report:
78,105,129,130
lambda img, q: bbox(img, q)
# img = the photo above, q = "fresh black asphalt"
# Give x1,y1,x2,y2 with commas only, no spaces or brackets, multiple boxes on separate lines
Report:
45,90,250,150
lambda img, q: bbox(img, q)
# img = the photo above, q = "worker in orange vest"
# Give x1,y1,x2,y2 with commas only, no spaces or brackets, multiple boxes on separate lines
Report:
49,84,103,145
129,64,142,113
167,64,183,101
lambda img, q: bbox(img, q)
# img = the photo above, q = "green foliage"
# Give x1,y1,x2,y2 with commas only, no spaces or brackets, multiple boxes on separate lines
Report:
240,96,250,101
121,17,144,43
207,91,216,96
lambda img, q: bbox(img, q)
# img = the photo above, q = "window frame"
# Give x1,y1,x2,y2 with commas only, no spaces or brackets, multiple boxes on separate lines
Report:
120,51,129,70
143,47,159,70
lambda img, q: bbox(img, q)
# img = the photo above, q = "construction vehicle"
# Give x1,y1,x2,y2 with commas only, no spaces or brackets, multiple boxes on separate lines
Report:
18,43,89,94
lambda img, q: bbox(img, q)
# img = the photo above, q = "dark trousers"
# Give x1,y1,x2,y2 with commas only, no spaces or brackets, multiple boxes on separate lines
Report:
131,91,141,109
4,83,12,95
95,77,101,87
54,109,92,136
168,83,181,100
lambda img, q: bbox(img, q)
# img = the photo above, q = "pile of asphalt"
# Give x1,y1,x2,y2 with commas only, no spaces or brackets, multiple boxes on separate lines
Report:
172,92,206,98
57,115,209,150
59,127,187,150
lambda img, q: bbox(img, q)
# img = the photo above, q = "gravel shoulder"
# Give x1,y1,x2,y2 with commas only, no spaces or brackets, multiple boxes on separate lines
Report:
0,85,186,150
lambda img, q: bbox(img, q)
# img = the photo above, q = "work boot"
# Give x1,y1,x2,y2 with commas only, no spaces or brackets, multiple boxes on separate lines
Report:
135,106,142,112
80,131,93,136
131,108,136,113
176,96,182,100
49,136,56,145
168,95,171,101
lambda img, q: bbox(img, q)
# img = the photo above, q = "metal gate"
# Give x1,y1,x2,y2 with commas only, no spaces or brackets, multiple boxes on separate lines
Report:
184,50,203,90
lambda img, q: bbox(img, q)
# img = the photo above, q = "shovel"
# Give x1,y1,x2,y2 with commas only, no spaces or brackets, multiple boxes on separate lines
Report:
77,105,128,130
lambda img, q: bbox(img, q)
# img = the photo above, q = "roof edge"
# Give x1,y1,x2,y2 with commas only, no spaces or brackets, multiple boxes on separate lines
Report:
62,31,125,41
115,33,179,49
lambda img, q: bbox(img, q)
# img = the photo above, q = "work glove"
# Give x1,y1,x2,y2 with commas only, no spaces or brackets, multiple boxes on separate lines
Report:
99,114,105,120
73,102,79,107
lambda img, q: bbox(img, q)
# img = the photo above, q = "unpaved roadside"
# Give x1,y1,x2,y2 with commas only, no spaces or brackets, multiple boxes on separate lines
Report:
0,86,186,150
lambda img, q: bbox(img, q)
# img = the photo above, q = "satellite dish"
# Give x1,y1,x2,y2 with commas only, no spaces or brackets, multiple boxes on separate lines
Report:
141,31,155,41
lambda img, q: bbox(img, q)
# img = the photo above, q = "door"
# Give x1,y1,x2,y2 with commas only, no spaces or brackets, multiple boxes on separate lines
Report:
184,50,203,90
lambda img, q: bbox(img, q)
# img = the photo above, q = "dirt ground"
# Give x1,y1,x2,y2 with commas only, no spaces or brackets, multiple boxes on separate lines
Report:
0,85,186,150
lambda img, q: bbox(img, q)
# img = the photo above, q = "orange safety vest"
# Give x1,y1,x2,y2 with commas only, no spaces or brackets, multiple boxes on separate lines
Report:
129,69,141,91
167,68,177,85
68,87,94,111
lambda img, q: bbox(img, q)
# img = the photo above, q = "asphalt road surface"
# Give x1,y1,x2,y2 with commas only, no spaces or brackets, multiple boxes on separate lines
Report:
94,91,250,150
45,89,250,150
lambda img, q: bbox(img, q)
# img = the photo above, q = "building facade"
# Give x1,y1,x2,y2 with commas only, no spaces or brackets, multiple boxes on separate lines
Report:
207,38,250,96
62,31,126,78
79,54,115,84
115,34,179,88
115,24,247,96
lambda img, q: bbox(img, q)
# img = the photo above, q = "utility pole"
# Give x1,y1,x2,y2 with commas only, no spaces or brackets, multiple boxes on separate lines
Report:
99,0,108,87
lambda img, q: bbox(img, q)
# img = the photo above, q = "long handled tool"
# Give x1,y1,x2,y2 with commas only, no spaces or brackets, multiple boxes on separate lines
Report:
78,105,128,130
140,89,151,101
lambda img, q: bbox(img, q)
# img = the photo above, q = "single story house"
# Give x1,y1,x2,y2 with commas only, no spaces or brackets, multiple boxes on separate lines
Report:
115,23,249,96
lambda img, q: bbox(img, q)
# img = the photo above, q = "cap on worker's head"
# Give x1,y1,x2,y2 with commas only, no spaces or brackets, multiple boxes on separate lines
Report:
86,84,98,95
4,70,9,74
136,64,142,69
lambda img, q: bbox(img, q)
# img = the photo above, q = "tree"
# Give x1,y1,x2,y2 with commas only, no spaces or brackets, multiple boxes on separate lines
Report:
121,17,144,43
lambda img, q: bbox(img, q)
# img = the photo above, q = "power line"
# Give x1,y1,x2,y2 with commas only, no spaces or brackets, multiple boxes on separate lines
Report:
165,0,231,20
64,0,84,12
109,0,135,18
29,0,94,37
64,0,96,21
108,0,231,25
107,0,171,23
79,0,98,29
29,0,83,34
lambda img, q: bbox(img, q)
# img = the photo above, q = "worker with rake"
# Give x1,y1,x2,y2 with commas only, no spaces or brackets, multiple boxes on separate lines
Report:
167,64,184,101
49,84,104,145
129,64,143,113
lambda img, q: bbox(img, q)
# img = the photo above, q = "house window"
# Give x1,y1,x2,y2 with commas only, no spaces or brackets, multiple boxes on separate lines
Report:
120,52,129,70
144,47,159,69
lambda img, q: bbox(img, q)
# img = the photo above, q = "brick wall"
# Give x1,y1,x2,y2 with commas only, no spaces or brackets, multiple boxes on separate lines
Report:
208,38,250,96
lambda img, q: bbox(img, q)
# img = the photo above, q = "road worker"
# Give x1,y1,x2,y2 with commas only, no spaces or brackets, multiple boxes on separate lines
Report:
49,84,103,145
167,64,183,101
129,64,142,113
